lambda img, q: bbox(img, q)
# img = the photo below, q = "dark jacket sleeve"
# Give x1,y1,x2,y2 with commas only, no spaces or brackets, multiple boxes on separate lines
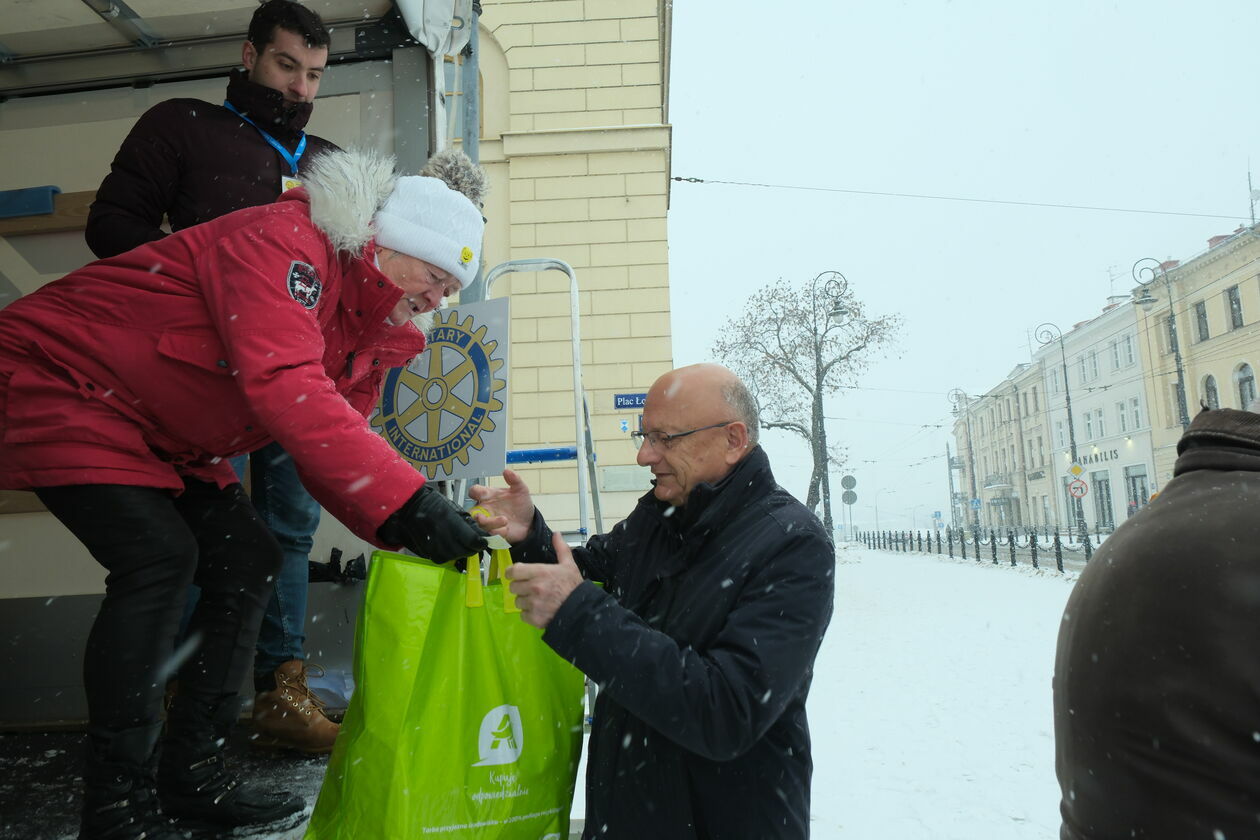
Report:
542,530,835,762
86,102,183,258
508,508,624,584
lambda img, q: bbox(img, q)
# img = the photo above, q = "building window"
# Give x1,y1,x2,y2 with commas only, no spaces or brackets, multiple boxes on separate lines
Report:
1130,397,1141,429
1055,420,1065,448
1037,436,1045,466
1124,464,1149,517
1236,363,1257,409
1032,386,1039,412
1094,408,1105,438
1092,470,1114,531
1084,411,1093,440
1203,375,1220,410
1120,334,1135,366
1117,401,1128,433
1022,392,1029,417
1227,285,1244,329
1050,368,1060,394
1194,300,1210,342
1110,340,1121,370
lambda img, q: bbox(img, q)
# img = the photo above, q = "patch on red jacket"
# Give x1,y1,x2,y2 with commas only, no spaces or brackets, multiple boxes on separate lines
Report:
286,261,322,309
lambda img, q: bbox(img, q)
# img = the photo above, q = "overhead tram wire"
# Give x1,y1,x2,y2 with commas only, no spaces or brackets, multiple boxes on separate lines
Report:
672,176,1250,222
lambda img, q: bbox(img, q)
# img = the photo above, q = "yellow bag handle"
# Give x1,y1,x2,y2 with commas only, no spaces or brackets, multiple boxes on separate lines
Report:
494,548,520,614
465,551,484,608
466,508,519,613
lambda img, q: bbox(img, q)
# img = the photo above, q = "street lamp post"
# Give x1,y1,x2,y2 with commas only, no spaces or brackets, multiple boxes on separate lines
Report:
813,271,849,533
1035,323,1092,561
1132,258,1190,430
949,388,981,532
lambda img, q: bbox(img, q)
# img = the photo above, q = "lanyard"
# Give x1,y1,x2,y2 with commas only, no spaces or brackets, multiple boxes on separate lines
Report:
223,100,307,176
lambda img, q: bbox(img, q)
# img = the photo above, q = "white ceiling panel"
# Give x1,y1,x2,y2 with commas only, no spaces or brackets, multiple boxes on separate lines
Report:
0,0,393,60
0,0,101,36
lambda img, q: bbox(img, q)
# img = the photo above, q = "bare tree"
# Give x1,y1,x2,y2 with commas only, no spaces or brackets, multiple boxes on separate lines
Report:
712,270,901,531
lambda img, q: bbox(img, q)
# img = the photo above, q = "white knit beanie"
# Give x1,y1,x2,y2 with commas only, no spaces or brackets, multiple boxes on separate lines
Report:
373,176,485,289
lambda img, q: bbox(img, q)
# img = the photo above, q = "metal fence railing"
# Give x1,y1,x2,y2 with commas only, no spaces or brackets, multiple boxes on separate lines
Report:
852,526,1105,574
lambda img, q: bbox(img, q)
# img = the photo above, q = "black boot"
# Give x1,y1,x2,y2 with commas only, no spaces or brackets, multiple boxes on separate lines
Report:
158,695,304,830
80,722,184,840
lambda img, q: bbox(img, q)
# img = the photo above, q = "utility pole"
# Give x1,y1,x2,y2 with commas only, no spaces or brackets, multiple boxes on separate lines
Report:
1012,379,1030,527
946,442,959,531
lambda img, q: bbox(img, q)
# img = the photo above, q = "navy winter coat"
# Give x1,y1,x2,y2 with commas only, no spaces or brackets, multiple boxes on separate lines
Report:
516,446,835,838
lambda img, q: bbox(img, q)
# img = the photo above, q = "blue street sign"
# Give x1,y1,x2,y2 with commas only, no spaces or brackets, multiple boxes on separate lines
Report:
614,392,648,410
932,510,942,518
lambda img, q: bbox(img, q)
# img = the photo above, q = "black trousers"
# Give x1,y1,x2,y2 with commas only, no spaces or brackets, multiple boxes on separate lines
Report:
36,480,283,732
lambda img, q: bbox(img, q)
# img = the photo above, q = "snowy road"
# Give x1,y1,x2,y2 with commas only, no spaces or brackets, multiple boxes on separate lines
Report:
809,545,1075,839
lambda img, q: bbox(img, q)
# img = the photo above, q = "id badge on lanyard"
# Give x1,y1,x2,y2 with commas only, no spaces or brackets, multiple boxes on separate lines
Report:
223,100,307,193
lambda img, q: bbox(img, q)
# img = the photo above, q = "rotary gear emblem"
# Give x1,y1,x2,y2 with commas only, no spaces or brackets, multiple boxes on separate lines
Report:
372,310,507,478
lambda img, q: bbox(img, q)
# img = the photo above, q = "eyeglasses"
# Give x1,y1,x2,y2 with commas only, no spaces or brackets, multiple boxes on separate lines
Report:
631,421,735,451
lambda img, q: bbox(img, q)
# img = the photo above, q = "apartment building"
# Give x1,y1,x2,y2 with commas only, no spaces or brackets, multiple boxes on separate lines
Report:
1132,227,1260,483
953,299,1157,532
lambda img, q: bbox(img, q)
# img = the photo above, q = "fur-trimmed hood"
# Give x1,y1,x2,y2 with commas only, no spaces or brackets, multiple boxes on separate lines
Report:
303,147,398,256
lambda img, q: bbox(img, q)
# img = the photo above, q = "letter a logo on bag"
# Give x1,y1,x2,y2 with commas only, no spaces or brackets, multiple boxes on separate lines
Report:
472,704,523,767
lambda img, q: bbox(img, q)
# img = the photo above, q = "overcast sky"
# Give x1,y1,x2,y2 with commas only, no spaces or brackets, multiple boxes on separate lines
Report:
665,0,1260,531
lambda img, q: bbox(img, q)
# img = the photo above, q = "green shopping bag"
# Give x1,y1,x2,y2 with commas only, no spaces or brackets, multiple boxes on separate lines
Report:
305,549,585,840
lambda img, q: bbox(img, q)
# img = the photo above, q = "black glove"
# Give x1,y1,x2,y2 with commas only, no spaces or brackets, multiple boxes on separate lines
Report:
378,485,490,563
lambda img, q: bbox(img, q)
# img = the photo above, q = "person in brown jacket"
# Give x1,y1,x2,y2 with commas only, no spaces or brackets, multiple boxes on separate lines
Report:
1054,407,1260,839
86,0,342,755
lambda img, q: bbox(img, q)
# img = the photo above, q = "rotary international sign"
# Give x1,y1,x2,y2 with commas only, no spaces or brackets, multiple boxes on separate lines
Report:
371,298,510,481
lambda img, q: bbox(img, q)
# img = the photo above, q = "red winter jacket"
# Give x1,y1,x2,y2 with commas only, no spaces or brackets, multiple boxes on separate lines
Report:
0,148,426,544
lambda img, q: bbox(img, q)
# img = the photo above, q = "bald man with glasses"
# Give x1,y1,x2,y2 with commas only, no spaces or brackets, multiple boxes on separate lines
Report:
471,363,835,839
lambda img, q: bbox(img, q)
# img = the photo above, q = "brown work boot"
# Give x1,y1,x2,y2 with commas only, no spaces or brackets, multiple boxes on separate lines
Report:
251,660,340,754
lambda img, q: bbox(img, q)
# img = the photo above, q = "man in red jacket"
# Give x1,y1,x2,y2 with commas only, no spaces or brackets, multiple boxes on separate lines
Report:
85,0,345,755
0,147,490,840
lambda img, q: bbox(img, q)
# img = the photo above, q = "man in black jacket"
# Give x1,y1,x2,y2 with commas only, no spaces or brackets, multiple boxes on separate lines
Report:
472,363,835,839
85,0,340,755
1054,407,1260,839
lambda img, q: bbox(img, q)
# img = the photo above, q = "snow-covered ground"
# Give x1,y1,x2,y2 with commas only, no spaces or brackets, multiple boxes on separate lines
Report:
6,545,1077,839
807,545,1075,839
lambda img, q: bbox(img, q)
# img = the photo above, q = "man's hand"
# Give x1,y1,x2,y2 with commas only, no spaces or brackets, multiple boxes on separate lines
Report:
505,532,584,628
469,468,535,544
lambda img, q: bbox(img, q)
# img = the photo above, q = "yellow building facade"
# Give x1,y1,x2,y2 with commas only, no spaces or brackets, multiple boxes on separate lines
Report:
950,363,1055,532
477,0,674,529
1133,228,1260,484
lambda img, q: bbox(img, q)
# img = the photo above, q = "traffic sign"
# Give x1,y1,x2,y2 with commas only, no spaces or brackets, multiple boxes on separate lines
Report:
841,490,857,505
1068,478,1089,498
1069,463,1084,478
840,475,856,490
614,392,648,409
970,498,982,509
